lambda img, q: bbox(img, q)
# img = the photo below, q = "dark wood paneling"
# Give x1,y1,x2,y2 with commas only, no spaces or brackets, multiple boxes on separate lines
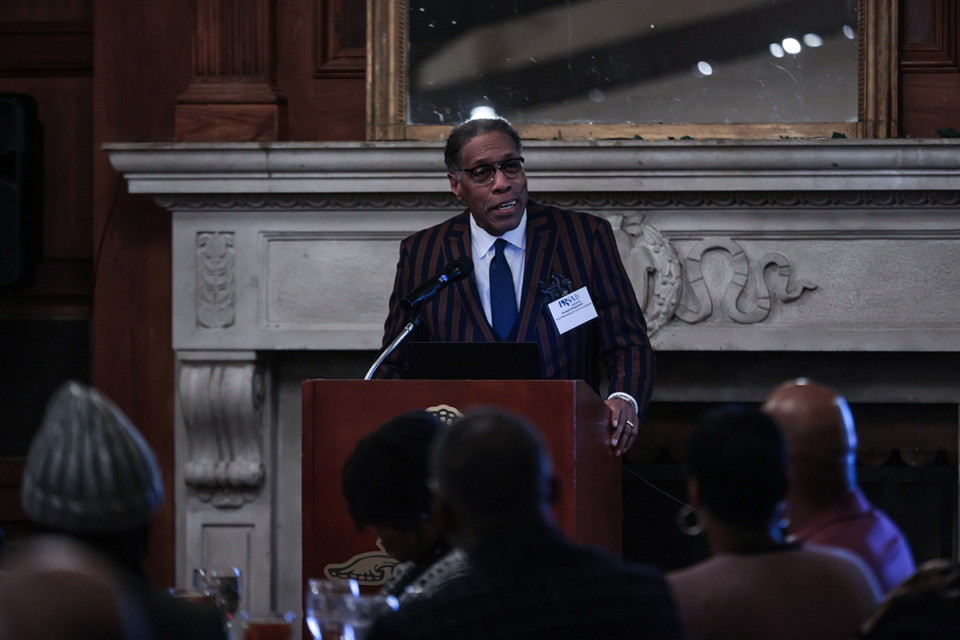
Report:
314,0,365,78
900,0,960,135
900,71,960,135
0,19,94,304
0,1,91,22
901,0,958,68
279,0,365,140
0,77,93,258
0,22,92,76
0,0,95,556
92,0,193,587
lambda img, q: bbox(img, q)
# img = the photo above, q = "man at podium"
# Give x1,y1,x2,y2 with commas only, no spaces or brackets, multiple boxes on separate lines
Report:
374,117,653,457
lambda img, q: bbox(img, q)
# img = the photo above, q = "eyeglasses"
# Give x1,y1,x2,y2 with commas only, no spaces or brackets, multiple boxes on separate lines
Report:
461,157,525,186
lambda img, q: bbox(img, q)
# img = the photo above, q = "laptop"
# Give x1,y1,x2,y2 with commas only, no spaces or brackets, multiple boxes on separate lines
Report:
406,341,542,380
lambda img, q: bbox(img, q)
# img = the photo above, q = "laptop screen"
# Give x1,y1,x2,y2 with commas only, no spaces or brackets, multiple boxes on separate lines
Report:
406,341,542,380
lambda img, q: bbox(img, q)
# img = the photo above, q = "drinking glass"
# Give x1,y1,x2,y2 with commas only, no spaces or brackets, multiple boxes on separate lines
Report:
305,578,397,640
194,567,242,617
245,612,297,640
194,567,243,639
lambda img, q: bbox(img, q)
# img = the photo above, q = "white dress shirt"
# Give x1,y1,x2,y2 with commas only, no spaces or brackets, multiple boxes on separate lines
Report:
469,211,527,326
467,209,637,413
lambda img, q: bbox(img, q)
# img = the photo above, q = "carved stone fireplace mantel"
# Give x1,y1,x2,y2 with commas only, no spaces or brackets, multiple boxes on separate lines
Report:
106,139,960,620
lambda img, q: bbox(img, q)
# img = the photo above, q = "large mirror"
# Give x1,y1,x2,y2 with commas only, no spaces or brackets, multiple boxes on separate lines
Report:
367,0,896,140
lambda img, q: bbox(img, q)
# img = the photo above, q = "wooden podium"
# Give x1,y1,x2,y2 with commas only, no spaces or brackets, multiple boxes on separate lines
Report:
302,379,621,588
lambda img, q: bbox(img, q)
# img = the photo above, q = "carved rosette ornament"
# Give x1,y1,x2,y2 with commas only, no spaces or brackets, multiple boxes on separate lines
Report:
609,216,816,330
197,232,236,329
179,360,266,507
610,214,683,337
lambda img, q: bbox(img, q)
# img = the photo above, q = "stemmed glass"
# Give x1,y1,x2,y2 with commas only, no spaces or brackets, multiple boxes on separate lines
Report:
305,578,398,640
194,567,243,638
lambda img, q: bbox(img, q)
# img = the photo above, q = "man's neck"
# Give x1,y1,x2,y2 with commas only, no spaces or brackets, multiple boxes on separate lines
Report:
786,488,855,535
707,520,786,555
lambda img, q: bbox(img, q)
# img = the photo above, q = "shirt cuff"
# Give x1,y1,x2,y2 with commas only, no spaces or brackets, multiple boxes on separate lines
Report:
606,392,638,414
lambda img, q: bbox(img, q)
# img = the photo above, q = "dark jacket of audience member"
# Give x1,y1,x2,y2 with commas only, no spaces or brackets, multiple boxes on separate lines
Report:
857,559,960,640
667,405,882,640
19,381,227,640
368,407,684,640
341,410,467,602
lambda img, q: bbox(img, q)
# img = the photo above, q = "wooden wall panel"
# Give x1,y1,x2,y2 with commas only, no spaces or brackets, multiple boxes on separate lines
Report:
0,18,93,306
0,76,94,307
314,0,365,78
900,0,960,136
0,0,94,562
92,0,193,586
0,1,91,22
278,0,366,140
900,71,960,135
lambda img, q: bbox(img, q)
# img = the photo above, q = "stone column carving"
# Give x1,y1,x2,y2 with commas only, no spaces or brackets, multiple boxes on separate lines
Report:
675,237,817,324
196,232,236,329
608,215,817,331
175,0,286,141
178,356,266,507
610,214,682,337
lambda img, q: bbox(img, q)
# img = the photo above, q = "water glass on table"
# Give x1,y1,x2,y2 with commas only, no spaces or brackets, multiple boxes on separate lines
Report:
194,567,243,639
245,612,297,640
305,578,398,640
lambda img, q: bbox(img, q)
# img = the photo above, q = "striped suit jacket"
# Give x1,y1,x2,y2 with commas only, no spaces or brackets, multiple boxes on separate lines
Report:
375,201,655,421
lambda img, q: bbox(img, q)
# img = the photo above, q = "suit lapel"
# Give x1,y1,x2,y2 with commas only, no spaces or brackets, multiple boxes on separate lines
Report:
444,211,495,340
516,202,559,339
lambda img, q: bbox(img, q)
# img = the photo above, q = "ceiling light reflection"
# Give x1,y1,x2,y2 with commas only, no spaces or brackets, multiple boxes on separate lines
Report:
803,33,824,47
469,106,499,120
769,43,785,58
782,38,802,55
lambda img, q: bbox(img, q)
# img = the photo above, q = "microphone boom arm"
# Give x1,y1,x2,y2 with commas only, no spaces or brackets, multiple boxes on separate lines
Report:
364,313,422,381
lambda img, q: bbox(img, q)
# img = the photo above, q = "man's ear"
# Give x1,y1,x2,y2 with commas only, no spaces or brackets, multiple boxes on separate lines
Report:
448,173,463,202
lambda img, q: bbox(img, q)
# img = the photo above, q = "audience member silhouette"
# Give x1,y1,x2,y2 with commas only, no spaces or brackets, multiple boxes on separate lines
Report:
341,410,468,602
762,379,915,592
667,404,882,640
856,559,960,639
19,380,227,640
367,407,683,640
0,535,147,640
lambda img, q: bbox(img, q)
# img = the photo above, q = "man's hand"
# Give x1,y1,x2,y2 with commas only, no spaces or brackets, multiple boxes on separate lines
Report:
605,397,639,457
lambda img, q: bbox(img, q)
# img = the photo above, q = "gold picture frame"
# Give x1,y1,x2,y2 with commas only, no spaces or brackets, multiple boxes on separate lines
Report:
366,0,897,141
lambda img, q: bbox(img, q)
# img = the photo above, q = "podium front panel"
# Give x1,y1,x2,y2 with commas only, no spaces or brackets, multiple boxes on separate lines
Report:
302,379,620,590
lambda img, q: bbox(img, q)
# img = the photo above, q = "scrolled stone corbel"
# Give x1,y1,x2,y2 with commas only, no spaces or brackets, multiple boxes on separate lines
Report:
178,357,266,507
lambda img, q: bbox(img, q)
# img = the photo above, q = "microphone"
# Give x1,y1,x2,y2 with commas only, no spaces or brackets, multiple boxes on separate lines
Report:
400,257,473,312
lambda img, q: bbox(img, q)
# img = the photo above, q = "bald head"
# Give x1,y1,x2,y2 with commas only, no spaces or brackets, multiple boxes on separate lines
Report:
430,408,554,538
762,379,857,505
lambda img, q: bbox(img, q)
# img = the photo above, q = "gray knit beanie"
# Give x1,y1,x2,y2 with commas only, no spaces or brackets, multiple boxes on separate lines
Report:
21,381,164,535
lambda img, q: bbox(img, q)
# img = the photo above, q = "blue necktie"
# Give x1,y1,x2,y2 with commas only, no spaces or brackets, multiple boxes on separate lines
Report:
490,238,517,340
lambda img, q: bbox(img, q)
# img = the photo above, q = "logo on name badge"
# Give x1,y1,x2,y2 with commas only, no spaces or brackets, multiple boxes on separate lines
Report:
548,286,597,334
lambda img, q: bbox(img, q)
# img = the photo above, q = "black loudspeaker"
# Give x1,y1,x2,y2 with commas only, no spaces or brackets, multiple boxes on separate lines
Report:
0,92,44,290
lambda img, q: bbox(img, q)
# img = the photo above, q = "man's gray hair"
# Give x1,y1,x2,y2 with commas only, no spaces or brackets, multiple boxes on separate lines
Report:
429,407,551,527
444,118,523,175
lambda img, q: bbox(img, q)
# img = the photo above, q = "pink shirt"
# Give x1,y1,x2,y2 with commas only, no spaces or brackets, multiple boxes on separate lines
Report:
792,488,915,593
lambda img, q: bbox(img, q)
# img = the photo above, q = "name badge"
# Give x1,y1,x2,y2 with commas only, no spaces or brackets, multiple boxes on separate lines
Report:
548,286,598,334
